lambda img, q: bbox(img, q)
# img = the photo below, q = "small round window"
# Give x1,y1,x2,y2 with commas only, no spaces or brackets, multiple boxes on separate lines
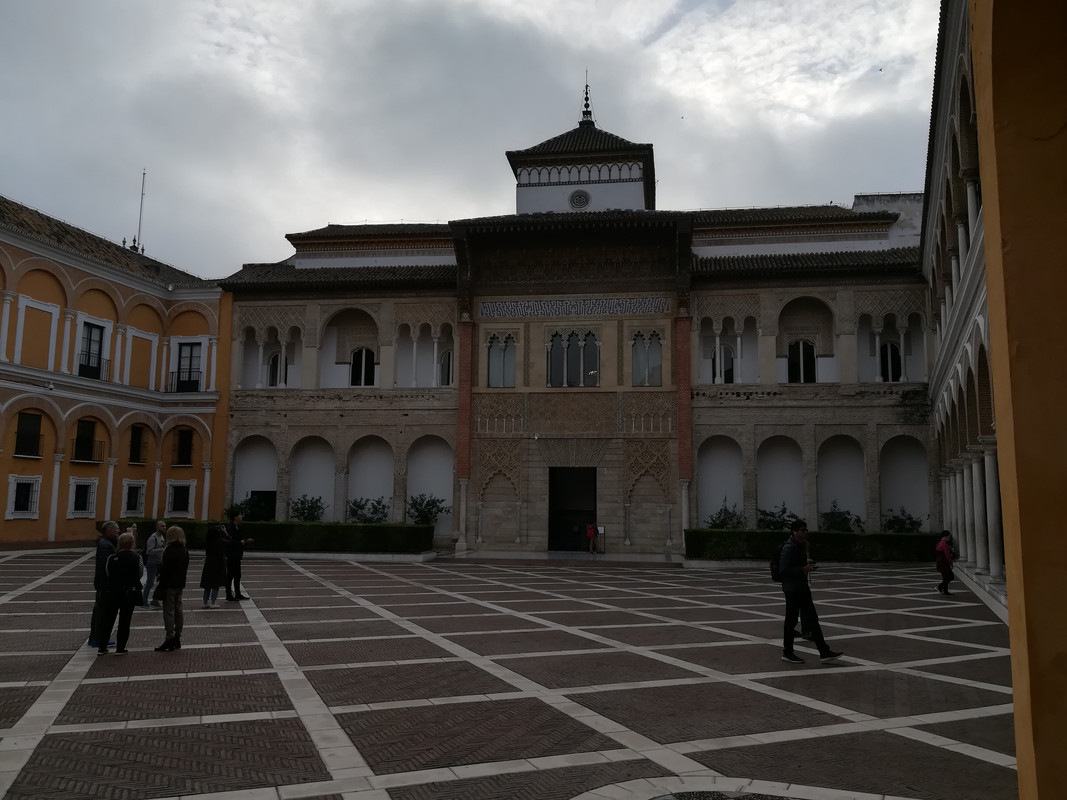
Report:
569,190,591,210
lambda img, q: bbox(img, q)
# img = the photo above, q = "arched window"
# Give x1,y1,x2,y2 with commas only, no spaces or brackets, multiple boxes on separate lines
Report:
350,348,375,387
787,340,816,383
713,345,735,384
268,353,284,387
439,349,453,387
488,334,516,388
880,341,902,382
632,332,662,387
548,331,598,388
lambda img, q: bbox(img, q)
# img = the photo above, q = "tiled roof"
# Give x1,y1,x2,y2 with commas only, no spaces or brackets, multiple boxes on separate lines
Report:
506,121,652,163
692,205,899,227
694,247,921,277
287,222,451,242
0,194,210,288
220,262,457,290
450,209,686,231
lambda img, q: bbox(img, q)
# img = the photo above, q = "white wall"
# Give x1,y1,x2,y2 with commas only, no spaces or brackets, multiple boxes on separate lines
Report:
879,436,930,527
348,436,394,512
516,182,645,214
756,437,804,517
817,436,867,525
697,437,744,524
233,437,279,501
289,437,337,520
406,436,454,538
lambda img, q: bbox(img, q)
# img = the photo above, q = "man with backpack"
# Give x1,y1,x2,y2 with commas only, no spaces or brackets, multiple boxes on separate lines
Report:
778,519,843,665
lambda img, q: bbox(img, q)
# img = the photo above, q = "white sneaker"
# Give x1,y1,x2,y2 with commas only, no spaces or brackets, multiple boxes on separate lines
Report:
202,604,211,609
209,603,221,609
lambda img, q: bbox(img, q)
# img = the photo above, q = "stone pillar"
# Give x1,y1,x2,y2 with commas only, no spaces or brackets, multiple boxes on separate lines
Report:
232,334,245,390
105,457,118,521
0,290,14,362
956,219,970,263
48,453,64,542
160,340,169,392
201,462,212,519
680,478,690,531
113,327,124,383
966,178,980,233
152,462,162,518
969,448,989,572
962,458,976,565
456,477,469,552
953,464,968,561
334,467,346,522
60,310,75,374
255,340,265,389
981,438,1004,579
873,327,883,382
757,328,776,385
208,337,218,391
714,330,722,384
431,336,439,388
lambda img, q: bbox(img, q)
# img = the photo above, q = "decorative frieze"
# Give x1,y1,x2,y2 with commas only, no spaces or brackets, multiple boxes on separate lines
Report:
481,297,669,318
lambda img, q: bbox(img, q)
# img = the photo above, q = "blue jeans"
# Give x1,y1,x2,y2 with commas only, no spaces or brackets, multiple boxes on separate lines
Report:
143,561,159,604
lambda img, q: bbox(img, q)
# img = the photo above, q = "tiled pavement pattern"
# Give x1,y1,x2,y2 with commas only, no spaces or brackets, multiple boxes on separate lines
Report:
0,553,1017,800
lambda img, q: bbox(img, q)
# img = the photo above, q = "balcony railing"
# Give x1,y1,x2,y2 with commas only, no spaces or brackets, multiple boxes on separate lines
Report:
14,433,43,458
71,438,105,463
168,370,202,393
77,351,111,381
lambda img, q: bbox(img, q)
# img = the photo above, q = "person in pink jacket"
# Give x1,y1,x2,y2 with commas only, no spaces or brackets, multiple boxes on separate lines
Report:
935,530,956,596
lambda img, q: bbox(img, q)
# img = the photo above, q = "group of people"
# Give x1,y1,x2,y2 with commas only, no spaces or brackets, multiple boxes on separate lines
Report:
88,514,253,654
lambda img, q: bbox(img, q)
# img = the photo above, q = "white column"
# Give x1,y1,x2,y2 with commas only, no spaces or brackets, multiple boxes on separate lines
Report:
578,340,586,387
950,253,961,293
735,333,742,383
940,473,950,535
954,465,968,561
152,461,162,518
208,337,218,391
956,220,969,264
900,330,909,381
456,477,469,552
873,329,883,382
562,340,570,387
714,332,722,383
431,336,439,388
411,330,419,387
160,340,169,392
545,341,552,388
105,457,117,521
60,310,75,374
47,454,64,543
982,439,1004,579
255,340,264,389
201,462,212,519
966,180,980,233
0,291,13,362
278,340,288,388
969,449,989,572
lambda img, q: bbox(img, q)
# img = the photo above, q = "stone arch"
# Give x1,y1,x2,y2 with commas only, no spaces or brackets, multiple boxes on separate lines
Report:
14,260,73,305
289,435,337,520
233,435,279,519
816,435,866,527
405,434,455,540
756,435,804,519
879,435,929,527
696,435,743,526
347,435,394,517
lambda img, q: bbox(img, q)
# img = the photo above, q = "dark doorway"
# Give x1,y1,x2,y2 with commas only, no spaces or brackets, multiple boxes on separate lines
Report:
548,467,596,551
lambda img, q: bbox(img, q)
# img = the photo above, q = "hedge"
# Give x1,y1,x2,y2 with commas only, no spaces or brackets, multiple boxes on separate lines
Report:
684,528,940,563
110,519,435,554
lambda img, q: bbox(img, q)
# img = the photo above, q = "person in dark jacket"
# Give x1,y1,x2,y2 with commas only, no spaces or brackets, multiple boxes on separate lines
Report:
779,519,843,665
97,532,144,655
199,525,230,608
154,525,190,651
225,513,253,601
88,520,120,648
142,519,168,606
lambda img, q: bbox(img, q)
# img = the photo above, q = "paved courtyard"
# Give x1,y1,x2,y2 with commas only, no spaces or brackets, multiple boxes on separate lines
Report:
0,551,1016,800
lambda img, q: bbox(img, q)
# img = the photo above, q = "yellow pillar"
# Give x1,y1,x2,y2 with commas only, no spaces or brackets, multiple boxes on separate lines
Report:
970,3,1067,798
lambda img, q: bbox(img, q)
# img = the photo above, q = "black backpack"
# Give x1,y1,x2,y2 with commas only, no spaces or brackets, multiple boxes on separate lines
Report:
770,540,787,582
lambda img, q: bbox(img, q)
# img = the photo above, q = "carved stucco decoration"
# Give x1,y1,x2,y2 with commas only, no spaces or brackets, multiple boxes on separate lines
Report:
473,393,525,434
694,294,760,327
529,393,617,435
395,302,457,338
236,306,306,343
623,391,674,434
477,439,521,495
854,288,927,328
535,437,611,467
625,439,671,500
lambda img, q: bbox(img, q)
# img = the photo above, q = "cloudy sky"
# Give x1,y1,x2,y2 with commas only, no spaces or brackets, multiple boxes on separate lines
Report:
0,1,938,279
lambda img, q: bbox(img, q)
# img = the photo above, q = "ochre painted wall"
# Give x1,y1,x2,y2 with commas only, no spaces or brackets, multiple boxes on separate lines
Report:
970,2,1067,798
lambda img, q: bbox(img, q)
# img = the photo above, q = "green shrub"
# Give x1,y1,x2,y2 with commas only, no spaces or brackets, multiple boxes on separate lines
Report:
882,506,926,533
703,497,745,529
407,493,452,525
289,495,326,522
684,527,939,562
757,501,802,531
348,496,391,524
819,500,865,532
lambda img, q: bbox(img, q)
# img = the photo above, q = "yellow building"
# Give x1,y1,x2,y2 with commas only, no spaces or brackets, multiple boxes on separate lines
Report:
0,195,231,544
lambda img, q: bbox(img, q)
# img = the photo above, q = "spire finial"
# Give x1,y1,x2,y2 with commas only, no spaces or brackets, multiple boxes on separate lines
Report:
580,72,594,127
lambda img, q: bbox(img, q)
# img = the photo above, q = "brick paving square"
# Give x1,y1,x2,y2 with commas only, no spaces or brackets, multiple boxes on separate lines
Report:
587,623,731,647
285,635,453,666
757,668,1012,717
85,644,272,677
56,673,292,723
0,653,70,682
827,632,984,664
568,681,842,744
350,592,449,604
531,609,661,627
413,614,548,633
659,642,812,674
378,600,497,617
918,712,1016,756
0,629,90,651
487,598,604,612
0,613,93,631
444,629,605,656
385,760,673,800
306,660,515,705
453,590,539,600
5,718,331,800
688,729,1019,800
598,595,704,609
699,619,792,640
0,686,46,726
254,595,354,608
504,649,700,688
913,654,1014,687
913,623,1011,648
3,601,88,615
259,606,378,622
272,619,408,640
654,606,770,623
336,696,621,774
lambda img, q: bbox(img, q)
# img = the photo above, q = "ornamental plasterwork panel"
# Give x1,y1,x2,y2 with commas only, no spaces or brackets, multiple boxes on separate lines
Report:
853,288,927,326
484,328,520,345
535,437,611,467
394,302,457,337
529,393,617,435
623,392,674,434
625,439,671,500
236,306,305,343
481,297,669,318
694,294,760,325
473,393,526,434
476,440,521,495
543,325,602,346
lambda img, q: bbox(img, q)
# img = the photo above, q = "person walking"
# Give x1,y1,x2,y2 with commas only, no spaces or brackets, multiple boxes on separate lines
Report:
142,520,167,607
779,519,843,665
199,524,230,608
88,520,120,649
225,513,253,601
154,525,190,652
97,532,144,655
935,530,956,595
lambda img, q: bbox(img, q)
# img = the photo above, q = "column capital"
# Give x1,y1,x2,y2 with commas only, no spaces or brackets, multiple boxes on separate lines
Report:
458,477,470,486
679,478,690,489
53,453,65,464
108,457,118,467
201,461,212,471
